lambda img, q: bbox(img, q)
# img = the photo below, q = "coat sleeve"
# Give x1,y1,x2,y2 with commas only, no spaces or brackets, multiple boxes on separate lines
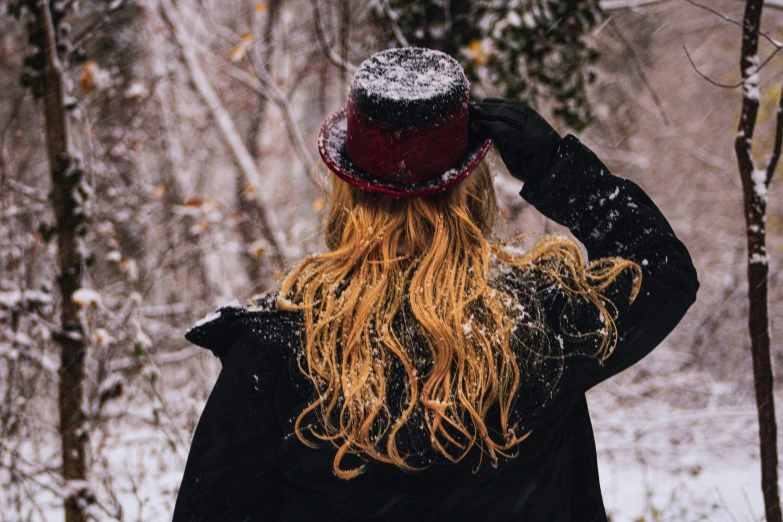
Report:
173,328,284,522
518,134,700,393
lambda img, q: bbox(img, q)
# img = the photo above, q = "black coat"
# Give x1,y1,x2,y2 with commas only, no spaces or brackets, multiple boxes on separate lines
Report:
173,134,699,522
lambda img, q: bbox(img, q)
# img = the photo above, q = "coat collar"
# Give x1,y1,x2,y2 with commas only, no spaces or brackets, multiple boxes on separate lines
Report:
184,291,290,361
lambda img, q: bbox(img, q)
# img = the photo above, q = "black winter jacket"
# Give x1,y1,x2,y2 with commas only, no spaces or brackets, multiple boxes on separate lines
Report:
173,135,700,522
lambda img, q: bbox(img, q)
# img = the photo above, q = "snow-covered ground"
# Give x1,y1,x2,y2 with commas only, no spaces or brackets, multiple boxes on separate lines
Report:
591,370,771,522
2,361,776,522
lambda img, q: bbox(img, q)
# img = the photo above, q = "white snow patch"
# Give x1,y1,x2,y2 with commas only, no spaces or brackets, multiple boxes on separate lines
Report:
124,82,148,101
98,373,125,396
744,55,761,101
0,289,53,309
751,167,768,201
193,310,221,328
135,328,153,350
352,48,463,101
749,252,768,264
72,288,102,307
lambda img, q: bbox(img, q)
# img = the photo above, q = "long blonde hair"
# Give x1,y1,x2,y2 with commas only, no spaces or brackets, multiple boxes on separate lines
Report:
277,159,642,479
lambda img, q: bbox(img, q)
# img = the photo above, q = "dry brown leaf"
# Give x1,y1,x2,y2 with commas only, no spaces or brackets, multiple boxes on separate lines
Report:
81,61,98,92
255,2,267,11
466,40,489,66
95,329,113,347
231,34,253,63
184,197,203,207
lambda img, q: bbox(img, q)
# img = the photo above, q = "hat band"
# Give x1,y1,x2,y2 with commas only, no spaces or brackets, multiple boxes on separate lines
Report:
344,91,469,184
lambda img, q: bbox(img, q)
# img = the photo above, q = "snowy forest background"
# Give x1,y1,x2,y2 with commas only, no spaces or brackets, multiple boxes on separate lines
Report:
1,0,783,520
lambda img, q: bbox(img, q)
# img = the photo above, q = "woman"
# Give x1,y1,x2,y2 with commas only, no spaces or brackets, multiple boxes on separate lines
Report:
173,48,699,522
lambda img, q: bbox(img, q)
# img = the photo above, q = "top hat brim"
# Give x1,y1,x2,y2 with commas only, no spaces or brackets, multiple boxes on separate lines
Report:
318,108,492,198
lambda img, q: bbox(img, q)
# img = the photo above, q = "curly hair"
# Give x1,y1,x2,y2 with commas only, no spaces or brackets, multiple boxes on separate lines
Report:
276,159,642,479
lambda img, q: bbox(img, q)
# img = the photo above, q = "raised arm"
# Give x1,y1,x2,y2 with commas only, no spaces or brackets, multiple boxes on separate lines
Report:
471,99,700,393
519,133,699,392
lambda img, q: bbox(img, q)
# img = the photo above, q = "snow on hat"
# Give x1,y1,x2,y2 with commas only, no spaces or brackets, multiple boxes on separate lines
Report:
318,47,492,197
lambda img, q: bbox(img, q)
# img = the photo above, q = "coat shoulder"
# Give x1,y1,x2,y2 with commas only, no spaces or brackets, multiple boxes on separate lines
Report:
184,290,304,362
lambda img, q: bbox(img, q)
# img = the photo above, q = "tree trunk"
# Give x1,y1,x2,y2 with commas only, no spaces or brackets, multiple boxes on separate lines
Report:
34,1,91,521
734,2,782,521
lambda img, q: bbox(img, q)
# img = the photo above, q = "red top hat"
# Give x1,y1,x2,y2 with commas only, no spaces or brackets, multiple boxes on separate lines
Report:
318,47,492,197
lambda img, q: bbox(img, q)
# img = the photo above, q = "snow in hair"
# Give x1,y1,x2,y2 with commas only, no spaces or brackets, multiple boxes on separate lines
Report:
276,159,642,479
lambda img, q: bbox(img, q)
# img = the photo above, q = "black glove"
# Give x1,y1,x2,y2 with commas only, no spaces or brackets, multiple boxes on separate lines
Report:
469,98,562,184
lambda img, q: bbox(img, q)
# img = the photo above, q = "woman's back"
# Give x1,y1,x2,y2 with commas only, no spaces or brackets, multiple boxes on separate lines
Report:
173,125,699,521
173,46,699,522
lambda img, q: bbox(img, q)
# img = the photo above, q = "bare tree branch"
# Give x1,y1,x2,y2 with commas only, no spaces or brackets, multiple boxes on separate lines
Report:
310,0,358,73
683,46,743,89
607,19,670,126
379,0,410,47
109,346,201,372
766,81,783,181
600,0,668,8
683,0,783,48
205,51,317,179
601,0,783,11
3,178,48,203
70,0,127,49
160,0,295,260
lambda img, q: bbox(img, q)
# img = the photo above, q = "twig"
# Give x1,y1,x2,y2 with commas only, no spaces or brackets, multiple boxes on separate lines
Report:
310,0,358,73
765,80,783,181
109,346,201,372
3,178,48,203
607,18,670,126
683,0,783,49
380,0,410,47
70,0,126,48
206,51,317,178
600,0,668,9
141,302,190,316
683,46,743,89
682,0,783,84
160,0,294,260
682,45,783,89
339,0,351,100
162,14,317,179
